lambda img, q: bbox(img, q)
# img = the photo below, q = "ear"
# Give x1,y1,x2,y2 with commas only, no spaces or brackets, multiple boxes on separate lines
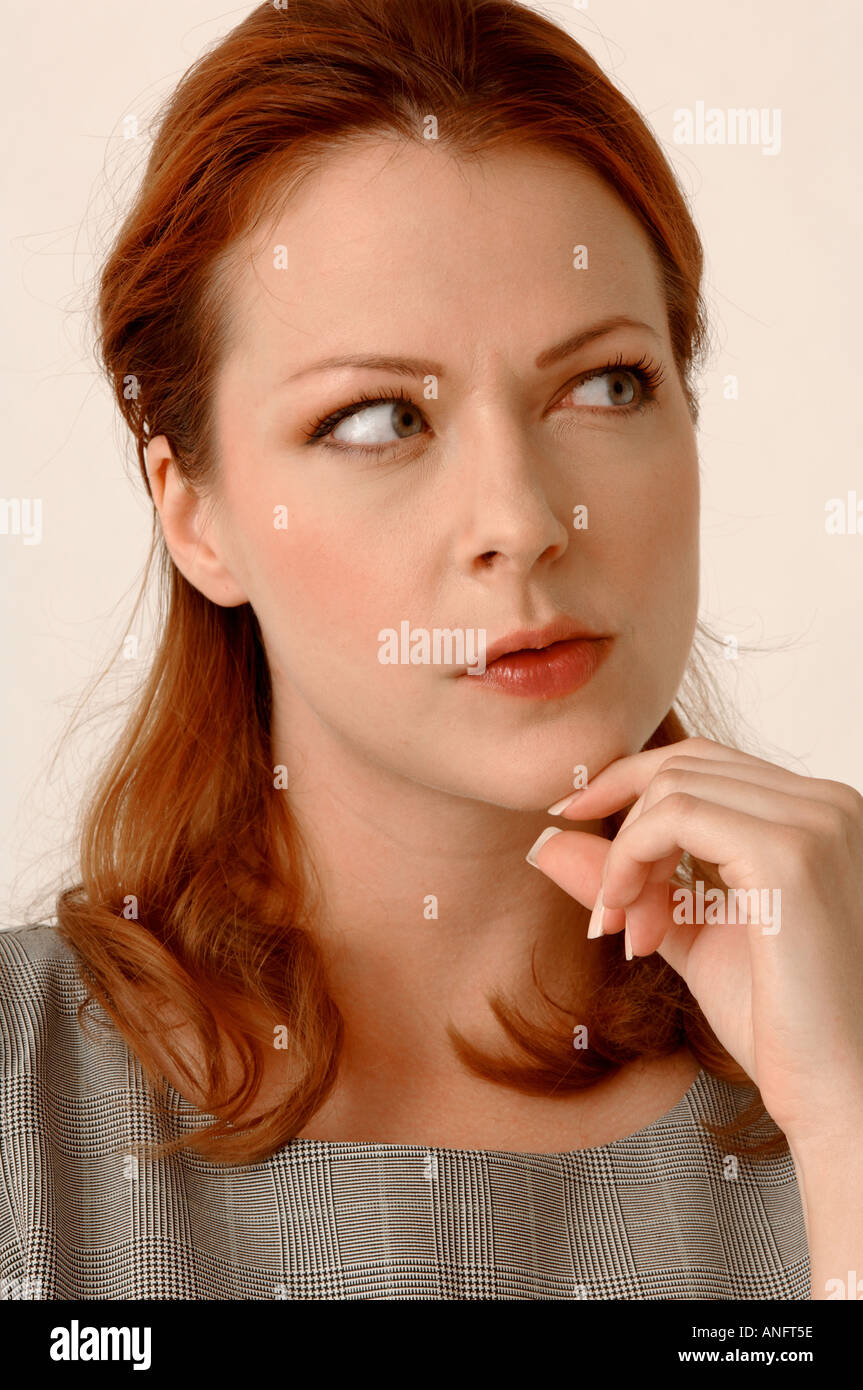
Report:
145,435,249,607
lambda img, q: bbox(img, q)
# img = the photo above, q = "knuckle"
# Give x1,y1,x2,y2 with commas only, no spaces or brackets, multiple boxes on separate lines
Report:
656,754,695,776
772,823,822,879
808,797,852,842
665,790,698,818
821,780,863,821
652,767,688,796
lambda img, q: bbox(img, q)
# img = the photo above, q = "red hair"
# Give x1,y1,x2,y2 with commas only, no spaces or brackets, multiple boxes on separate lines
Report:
54,0,785,1162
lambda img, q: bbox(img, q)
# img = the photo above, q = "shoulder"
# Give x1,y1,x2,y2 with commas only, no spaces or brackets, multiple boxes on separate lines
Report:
0,919,87,997
0,921,92,1069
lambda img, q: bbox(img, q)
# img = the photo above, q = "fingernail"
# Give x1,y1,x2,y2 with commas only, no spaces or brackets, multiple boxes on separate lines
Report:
587,888,604,938
525,825,563,868
548,790,584,815
624,920,633,961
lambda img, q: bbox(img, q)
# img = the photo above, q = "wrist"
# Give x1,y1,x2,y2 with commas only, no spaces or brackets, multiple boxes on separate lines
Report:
785,1123,863,1301
786,1119,863,1173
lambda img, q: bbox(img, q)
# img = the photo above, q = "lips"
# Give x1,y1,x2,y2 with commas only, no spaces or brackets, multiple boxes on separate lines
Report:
468,634,612,699
482,617,608,668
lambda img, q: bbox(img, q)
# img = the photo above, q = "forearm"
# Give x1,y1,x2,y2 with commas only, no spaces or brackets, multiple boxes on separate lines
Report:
788,1127,863,1300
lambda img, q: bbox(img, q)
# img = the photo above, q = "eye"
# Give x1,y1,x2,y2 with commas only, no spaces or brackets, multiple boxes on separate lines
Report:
302,391,425,453
561,356,665,413
334,398,424,447
571,369,638,407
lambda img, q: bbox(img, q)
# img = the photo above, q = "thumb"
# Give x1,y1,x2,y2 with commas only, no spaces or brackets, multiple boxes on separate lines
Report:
526,827,623,924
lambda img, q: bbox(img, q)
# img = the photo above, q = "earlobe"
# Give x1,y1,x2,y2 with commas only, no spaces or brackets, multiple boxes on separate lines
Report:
144,435,249,608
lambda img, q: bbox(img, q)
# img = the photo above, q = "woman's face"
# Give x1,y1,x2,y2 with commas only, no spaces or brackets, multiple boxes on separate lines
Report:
178,136,699,810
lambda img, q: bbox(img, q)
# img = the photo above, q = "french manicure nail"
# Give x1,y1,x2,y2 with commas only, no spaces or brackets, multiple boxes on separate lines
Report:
525,825,563,867
624,920,633,960
587,888,604,938
547,790,584,815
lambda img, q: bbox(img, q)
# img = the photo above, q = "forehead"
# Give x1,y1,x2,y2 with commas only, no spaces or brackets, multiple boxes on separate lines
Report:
218,136,666,382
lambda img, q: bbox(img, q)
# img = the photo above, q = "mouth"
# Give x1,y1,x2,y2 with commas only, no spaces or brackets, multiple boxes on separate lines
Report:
480,618,609,668
463,634,613,699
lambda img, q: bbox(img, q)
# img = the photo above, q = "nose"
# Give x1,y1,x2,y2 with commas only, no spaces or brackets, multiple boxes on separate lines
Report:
452,419,571,577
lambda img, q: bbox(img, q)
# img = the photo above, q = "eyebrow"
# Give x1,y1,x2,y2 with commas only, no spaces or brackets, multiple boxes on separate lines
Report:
283,315,662,383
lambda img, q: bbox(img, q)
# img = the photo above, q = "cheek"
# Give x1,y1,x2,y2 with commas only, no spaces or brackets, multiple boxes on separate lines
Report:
241,509,417,676
591,437,699,688
600,436,699,589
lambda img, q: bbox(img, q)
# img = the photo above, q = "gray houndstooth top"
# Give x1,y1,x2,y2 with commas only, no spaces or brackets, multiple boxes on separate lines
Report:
0,921,810,1300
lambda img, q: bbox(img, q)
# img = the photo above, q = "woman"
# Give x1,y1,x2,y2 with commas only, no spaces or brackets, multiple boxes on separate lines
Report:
1,0,860,1302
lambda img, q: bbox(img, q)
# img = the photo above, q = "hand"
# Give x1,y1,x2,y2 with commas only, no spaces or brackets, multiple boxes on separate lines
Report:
528,736,863,1148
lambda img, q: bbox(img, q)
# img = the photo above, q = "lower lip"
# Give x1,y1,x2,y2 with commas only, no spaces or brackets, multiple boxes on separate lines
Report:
465,636,613,699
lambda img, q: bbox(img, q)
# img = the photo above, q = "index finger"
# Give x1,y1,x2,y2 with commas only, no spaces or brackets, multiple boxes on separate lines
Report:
547,736,779,820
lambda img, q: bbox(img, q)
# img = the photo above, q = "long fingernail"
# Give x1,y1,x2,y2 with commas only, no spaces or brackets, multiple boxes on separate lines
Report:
525,825,563,867
587,888,604,938
624,920,633,960
547,790,584,815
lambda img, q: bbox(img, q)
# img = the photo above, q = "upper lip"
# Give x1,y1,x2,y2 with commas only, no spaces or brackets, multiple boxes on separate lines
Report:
481,618,609,667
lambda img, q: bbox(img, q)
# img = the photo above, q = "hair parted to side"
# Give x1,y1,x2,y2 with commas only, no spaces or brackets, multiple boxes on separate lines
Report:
53,0,787,1164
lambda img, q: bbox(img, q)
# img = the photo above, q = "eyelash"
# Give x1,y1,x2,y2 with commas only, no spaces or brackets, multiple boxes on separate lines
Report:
300,352,666,456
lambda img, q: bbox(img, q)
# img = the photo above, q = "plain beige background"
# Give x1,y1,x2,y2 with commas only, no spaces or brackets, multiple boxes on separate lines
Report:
1,0,861,924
